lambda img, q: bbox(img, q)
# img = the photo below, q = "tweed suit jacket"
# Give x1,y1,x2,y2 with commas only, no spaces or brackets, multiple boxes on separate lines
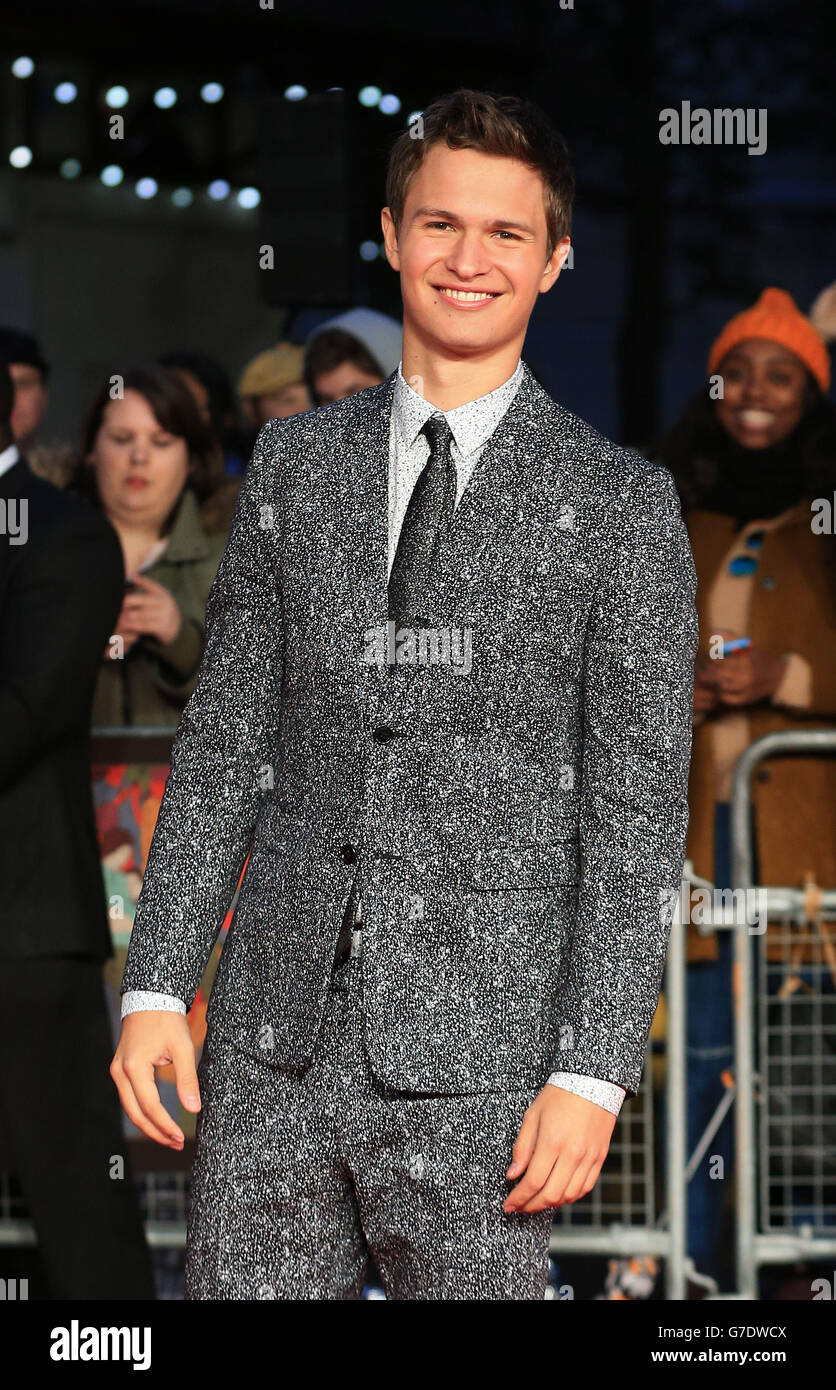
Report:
121,361,698,1097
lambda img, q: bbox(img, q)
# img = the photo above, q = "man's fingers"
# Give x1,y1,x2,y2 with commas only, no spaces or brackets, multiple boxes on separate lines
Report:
522,1152,602,1212
504,1130,564,1211
505,1151,559,1211
506,1104,538,1179
110,1062,182,1147
121,1056,185,1147
170,1035,202,1113
517,1146,588,1212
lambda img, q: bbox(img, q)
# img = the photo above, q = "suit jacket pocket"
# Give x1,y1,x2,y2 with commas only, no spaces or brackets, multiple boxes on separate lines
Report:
204,877,338,1068
246,803,325,887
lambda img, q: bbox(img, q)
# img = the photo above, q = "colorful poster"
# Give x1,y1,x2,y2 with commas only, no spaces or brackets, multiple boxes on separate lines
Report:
91,733,241,1142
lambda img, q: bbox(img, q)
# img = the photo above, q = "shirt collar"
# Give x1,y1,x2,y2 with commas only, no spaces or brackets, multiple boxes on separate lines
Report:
393,359,524,458
0,442,20,479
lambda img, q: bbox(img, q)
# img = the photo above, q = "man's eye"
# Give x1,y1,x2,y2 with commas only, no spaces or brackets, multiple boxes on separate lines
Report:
494,230,520,240
427,221,453,230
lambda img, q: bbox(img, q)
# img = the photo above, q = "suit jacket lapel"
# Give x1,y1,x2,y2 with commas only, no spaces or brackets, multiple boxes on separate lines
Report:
420,363,545,625
337,372,396,646
336,363,555,683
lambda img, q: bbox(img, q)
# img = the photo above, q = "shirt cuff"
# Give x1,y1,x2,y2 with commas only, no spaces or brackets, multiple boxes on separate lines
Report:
770,652,813,711
121,990,188,1019
546,1071,626,1116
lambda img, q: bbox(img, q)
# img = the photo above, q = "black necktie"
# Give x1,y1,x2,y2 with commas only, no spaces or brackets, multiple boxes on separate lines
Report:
335,419,458,969
388,414,457,628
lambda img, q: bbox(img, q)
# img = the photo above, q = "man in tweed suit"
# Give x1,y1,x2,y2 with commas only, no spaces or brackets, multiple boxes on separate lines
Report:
112,89,698,1299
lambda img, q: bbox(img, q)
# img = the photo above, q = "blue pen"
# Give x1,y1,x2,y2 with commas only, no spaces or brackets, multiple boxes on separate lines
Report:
722,637,751,655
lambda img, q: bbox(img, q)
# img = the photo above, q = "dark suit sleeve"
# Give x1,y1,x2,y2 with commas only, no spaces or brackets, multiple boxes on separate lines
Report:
553,461,699,1097
0,503,124,791
120,421,285,1005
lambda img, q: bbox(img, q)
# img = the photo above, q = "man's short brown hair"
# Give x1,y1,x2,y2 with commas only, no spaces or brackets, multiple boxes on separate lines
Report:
385,88,574,260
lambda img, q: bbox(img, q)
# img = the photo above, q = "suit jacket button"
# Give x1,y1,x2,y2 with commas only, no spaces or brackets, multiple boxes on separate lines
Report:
372,725,396,743
340,844,357,864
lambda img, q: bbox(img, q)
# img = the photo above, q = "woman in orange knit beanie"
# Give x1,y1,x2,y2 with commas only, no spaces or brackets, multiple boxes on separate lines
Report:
653,287,836,1291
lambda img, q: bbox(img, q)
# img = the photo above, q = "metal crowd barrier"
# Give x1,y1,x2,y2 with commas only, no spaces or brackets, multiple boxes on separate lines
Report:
730,730,836,1300
0,723,692,1298
6,727,832,1299
547,893,689,1300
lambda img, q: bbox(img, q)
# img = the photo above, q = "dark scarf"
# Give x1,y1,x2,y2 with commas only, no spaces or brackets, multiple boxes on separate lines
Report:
698,421,806,530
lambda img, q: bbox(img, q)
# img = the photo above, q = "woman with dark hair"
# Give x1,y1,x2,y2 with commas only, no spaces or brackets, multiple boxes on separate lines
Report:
75,365,230,726
158,348,250,477
653,288,836,1290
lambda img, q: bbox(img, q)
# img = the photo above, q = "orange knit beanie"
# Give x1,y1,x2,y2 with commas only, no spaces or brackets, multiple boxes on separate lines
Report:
707,286,830,392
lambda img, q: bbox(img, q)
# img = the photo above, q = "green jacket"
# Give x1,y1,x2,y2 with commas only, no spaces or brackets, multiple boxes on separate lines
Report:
91,487,228,729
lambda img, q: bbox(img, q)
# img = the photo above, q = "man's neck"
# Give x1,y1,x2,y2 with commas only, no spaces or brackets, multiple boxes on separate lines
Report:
400,329,524,411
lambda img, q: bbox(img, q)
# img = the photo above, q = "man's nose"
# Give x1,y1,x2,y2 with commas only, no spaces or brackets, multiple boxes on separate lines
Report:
444,231,494,279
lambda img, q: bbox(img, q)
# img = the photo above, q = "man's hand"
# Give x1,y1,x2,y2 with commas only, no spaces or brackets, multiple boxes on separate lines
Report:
110,1012,202,1150
503,1085,617,1214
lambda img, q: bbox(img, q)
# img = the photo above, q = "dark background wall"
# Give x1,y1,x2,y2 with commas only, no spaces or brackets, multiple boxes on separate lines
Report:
1,0,833,449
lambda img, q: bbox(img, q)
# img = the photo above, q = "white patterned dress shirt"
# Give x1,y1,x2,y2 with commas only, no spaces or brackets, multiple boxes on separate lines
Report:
0,443,20,479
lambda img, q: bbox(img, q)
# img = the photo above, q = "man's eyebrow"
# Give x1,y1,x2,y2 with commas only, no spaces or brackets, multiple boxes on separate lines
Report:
411,205,537,235
492,219,537,235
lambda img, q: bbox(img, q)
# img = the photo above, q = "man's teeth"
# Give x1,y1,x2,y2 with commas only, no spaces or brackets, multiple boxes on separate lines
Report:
439,288,495,301
740,410,775,428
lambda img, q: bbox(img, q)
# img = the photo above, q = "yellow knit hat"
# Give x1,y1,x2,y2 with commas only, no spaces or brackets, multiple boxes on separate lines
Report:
707,287,830,392
237,342,304,398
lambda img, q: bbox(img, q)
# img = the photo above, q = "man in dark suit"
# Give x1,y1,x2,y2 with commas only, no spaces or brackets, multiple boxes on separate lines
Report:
113,90,697,1299
0,363,154,1298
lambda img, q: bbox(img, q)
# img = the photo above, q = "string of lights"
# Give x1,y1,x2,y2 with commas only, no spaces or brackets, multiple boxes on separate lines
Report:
5,57,420,236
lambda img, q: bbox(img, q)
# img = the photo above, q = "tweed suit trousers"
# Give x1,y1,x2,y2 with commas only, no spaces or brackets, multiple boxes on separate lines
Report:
185,946,553,1300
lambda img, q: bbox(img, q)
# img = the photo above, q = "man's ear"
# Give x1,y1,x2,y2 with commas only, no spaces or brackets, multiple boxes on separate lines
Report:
381,207,401,271
540,236,572,295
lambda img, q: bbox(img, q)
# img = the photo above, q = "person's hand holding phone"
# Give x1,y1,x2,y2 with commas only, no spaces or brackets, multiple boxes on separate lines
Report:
701,628,788,708
105,574,183,661
118,573,183,646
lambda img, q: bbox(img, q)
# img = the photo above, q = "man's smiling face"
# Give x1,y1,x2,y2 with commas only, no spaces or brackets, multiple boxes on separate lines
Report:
382,143,569,361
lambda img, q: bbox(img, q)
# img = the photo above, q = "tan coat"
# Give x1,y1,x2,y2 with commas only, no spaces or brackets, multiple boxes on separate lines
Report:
684,498,836,961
